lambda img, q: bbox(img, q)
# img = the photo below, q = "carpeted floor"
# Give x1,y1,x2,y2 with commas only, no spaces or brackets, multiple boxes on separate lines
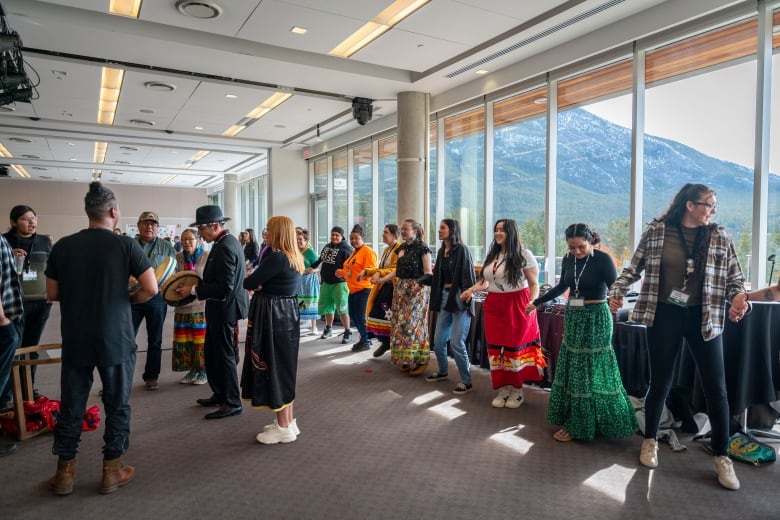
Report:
1,304,779,519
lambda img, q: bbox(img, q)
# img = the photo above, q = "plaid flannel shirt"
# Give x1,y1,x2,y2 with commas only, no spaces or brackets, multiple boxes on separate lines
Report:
609,220,746,341
0,234,24,322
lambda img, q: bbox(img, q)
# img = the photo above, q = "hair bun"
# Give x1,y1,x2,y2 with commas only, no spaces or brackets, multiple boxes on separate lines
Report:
351,224,364,236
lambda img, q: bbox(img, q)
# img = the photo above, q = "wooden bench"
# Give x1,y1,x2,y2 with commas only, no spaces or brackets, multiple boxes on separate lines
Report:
10,343,61,441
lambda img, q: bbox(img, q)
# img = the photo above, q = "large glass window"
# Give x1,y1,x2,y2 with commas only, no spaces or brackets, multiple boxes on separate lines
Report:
557,60,633,267
313,158,328,194
645,20,757,274
444,108,485,261
378,136,398,228
353,144,373,247
768,9,780,285
332,152,348,229
493,88,548,262
429,122,438,246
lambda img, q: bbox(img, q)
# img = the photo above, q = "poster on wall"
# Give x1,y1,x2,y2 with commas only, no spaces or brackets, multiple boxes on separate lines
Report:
125,225,176,239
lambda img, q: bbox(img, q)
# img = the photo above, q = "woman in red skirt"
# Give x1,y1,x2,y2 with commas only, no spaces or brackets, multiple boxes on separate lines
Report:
462,219,545,408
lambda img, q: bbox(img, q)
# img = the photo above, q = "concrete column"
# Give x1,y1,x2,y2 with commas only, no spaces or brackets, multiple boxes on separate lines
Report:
223,173,239,234
396,91,429,226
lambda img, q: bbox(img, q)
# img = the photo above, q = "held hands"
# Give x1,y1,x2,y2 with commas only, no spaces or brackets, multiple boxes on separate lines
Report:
460,288,473,303
525,302,537,315
305,267,314,275
728,293,749,323
608,298,623,313
370,272,382,284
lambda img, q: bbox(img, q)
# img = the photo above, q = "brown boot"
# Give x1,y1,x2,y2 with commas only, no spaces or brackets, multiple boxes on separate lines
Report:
48,457,76,495
99,457,134,494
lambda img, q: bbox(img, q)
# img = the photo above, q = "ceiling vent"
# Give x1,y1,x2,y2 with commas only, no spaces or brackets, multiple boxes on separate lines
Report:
144,81,176,92
176,1,223,19
129,119,155,126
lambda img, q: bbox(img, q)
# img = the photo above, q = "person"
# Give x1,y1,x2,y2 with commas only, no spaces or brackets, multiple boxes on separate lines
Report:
423,219,476,395
296,228,320,336
531,223,637,442
45,181,157,495
608,183,749,491
461,219,546,407
112,228,122,235
131,211,176,391
385,219,432,376
338,225,377,352
741,281,780,305
1,205,53,405
173,235,182,253
241,216,304,444
175,206,248,420
311,226,352,341
0,233,23,458
244,228,260,266
171,229,208,385
362,224,401,358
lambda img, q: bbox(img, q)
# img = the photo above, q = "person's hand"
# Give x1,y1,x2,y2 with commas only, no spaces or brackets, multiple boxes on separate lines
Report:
460,288,472,303
728,293,748,322
370,273,382,284
608,298,622,313
335,268,344,278
175,283,193,298
525,301,537,315
11,248,26,257
305,267,313,275
356,270,366,281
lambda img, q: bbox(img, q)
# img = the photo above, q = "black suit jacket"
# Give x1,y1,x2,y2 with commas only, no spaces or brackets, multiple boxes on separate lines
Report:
196,231,248,323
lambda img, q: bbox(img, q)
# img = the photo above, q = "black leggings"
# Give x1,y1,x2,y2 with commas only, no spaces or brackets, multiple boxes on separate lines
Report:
644,303,729,456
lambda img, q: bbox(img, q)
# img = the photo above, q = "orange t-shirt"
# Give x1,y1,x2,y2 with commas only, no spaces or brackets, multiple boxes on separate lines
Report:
337,245,377,293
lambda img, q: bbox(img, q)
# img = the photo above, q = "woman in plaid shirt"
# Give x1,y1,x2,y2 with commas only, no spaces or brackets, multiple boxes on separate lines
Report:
609,183,749,491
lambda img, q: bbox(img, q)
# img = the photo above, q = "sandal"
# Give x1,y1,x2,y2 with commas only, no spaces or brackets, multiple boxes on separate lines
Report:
553,429,573,442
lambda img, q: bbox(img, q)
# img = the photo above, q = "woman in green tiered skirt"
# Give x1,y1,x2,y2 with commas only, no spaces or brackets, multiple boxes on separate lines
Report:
530,223,637,442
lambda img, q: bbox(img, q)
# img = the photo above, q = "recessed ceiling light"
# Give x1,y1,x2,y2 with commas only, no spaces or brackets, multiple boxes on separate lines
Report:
533,97,548,105
69,158,77,161
290,26,307,35
475,69,489,75
9,137,32,143
52,70,67,79
225,94,237,99
194,126,204,130
119,146,139,151
176,1,222,19
67,142,75,146
139,108,155,114
129,119,156,126
144,81,176,92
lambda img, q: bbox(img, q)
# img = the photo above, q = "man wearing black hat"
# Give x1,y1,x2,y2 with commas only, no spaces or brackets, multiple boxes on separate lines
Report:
175,206,248,419
311,226,353,341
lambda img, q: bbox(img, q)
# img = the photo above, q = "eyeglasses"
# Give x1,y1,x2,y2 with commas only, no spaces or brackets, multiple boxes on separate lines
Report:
182,237,197,242
693,201,718,210
196,223,214,230
18,217,37,222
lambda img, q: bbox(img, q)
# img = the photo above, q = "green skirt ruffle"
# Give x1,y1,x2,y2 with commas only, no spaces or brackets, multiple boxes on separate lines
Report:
547,302,638,440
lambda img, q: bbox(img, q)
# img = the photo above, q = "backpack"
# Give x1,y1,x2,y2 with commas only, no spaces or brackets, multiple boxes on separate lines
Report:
726,432,777,466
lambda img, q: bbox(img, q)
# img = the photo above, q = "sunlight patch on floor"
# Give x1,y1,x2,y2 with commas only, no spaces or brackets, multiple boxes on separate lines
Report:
583,464,636,503
427,398,467,420
412,390,445,405
489,425,534,455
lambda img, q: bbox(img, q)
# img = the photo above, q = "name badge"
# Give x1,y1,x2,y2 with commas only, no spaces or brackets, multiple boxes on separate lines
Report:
22,269,39,282
568,297,585,307
667,288,690,307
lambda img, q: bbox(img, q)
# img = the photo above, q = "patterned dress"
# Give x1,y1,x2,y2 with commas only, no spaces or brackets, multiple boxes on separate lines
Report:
390,239,431,368
172,248,207,372
298,245,320,321
365,242,400,341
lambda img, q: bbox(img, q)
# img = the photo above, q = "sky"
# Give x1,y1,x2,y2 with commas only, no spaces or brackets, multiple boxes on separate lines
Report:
585,55,780,174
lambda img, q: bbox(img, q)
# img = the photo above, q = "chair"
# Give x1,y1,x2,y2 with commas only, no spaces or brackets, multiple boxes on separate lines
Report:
10,343,62,441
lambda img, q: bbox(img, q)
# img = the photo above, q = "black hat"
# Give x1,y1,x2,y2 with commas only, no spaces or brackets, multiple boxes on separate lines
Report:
190,205,231,227
331,226,345,239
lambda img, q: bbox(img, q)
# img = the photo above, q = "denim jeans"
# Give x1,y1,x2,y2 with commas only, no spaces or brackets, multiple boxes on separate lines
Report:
348,289,371,342
132,293,167,381
432,289,472,385
1,301,52,402
644,303,729,456
53,351,136,460
0,318,22,405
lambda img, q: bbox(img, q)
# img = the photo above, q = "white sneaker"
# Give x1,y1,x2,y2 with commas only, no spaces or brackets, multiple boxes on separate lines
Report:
491,386,511,408
256,422,297,444
504,387,524,408
713,456,740,490
179,370,197,384
263,418,301,436
639,438,658,468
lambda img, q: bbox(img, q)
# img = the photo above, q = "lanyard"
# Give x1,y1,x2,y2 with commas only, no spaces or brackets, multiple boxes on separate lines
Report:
492,254,506,277
572,253,590,297
675,225,695,289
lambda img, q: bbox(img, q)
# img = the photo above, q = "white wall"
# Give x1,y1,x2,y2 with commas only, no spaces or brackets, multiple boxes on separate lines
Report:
268,147,308,227
0,179,207,241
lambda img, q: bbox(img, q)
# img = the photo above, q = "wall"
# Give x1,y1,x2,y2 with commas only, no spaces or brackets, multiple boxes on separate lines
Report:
268,147,308,227
0,179,208,240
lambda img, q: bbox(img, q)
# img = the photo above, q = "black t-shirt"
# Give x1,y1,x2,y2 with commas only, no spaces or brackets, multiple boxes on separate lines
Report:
45,228,151,366
537,248,617,303
396,240,431,279
244,250,301,297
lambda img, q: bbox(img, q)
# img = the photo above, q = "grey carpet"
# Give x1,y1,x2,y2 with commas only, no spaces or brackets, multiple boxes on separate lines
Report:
1,304,779,519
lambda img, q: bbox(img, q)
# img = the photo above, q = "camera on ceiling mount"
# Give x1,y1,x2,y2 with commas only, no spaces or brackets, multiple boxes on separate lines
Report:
0,3,34,107
352,97,373,126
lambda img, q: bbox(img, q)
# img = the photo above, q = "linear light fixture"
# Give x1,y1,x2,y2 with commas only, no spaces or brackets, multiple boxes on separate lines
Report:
222,91,293,137
160,174,178,184
11,165,31,178
0,142,12,158
93,141,108,164
109,0,143,18
180,150,211,168
98,68,125,125
329,0,430,58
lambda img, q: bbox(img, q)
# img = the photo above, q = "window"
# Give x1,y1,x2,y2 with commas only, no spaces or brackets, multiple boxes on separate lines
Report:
429,122,438,246
333,152,348,229
378,136,398,228
444,107,486,261
313,158,328,194
353,144,373,247
768,9,780,284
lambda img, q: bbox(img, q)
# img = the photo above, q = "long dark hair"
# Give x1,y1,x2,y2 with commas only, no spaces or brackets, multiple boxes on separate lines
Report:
10,205,35,222
658,183,715,273
245,228,258,244
482,218,526,287
440,219,462,248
